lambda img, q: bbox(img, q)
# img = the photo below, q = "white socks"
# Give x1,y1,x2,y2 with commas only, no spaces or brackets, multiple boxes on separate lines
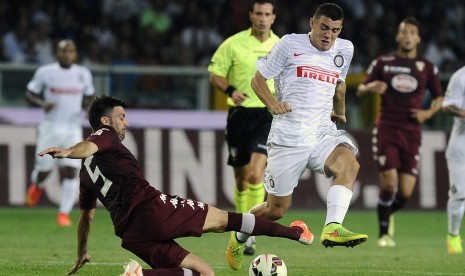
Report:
325,185,353,226
59,178,79,214
236,213,255,243
448,198,465,236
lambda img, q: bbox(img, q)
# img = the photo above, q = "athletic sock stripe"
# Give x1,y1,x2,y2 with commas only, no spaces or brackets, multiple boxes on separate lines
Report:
248,185,263,191
241,213,255,234
182,268,193,276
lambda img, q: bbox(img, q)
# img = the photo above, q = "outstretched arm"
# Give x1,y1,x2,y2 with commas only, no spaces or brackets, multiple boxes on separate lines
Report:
251,71,291,115
356,80,388,97
332,81,347,125
38,141,98,159
443,104,465,118
68,209,95,275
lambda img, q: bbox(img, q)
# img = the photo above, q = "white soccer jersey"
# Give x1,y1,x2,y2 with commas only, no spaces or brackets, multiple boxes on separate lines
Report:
27,62,95,129
256,33,353,147
443,65,465,162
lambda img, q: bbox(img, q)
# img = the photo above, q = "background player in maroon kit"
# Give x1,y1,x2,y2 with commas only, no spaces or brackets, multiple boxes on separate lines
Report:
38,95,313,276
356,17,444,247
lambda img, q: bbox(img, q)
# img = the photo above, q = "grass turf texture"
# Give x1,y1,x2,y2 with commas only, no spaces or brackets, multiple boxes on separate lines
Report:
0,208,463,275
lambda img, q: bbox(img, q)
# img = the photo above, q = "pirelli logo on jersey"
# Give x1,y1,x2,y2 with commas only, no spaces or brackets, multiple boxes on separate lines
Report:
50,87,82,95
297,66,339,84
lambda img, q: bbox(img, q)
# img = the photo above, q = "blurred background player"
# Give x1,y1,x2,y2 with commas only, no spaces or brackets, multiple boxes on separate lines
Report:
25,39,95,227
442,65,465,254
356,17,444,247
38,95,313,276
208,0,279,255
226,3,368,271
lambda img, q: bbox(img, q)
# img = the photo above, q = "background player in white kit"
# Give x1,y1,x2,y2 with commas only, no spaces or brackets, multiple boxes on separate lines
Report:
25,40,95,227
443,65,465,254
225,3,367,270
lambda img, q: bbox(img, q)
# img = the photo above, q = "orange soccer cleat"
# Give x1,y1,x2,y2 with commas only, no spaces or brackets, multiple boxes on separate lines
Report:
290,220,314,245
26,184,44,207
57,212,72,227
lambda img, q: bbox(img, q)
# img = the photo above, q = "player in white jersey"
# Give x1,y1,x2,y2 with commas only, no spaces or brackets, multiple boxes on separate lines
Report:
25,40,95,227
442,65,465,254
226,4,367,267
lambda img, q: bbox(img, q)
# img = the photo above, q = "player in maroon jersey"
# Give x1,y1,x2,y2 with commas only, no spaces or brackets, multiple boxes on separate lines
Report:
38,95,313,276
356,17,444,247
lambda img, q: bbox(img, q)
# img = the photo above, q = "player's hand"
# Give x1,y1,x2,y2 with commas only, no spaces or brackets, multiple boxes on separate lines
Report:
68,253,91,275
367,81,388,94
331,112,346,125
38,147,70,158
231,90,248,105
410,108,432,124
270,102,292,115
443,104,465,118
43,102,55,112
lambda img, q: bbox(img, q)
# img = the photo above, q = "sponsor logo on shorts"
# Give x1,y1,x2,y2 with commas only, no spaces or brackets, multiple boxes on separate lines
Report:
269,178,275,188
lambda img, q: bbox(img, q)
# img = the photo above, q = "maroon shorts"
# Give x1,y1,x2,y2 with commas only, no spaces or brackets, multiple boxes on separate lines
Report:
373,125,421,175
121,193,209,268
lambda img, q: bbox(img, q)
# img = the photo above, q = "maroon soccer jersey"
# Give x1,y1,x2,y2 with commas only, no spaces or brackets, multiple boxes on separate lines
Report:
363,53,443,131
79,126,160,237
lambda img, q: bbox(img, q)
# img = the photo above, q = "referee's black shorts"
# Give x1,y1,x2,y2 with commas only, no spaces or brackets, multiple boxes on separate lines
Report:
225,106,272,167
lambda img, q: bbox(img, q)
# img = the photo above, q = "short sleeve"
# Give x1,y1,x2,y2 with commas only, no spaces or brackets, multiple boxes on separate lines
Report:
26,67,45,94
86,127,116,153
363,58,382,84
443,68,465,108
338,41,354,82
208,40,232,78
256,35,290,79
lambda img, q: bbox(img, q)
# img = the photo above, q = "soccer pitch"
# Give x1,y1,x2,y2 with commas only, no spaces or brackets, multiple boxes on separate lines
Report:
0,208,463,276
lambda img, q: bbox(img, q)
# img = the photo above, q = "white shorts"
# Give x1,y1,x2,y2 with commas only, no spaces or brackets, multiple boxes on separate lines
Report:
264,131,357,197
447,160,465,200
34,125,82,171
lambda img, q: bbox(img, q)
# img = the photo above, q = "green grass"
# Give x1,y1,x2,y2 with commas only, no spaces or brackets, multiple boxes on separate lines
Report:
0,207,462,275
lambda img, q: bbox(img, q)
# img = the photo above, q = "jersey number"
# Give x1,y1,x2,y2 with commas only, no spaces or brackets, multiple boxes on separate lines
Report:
83,156,113,197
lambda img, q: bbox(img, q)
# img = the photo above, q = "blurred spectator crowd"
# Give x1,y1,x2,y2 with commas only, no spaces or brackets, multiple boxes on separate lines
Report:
0,0,464,74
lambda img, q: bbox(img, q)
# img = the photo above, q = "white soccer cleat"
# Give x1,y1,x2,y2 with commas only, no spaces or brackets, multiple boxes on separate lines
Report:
244,236,256,255
120,259,143,276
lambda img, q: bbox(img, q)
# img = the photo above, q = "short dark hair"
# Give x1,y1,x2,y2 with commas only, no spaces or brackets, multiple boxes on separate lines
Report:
250,0,275,13
314,3,344,21
399,17,421,31
88,95,127,131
